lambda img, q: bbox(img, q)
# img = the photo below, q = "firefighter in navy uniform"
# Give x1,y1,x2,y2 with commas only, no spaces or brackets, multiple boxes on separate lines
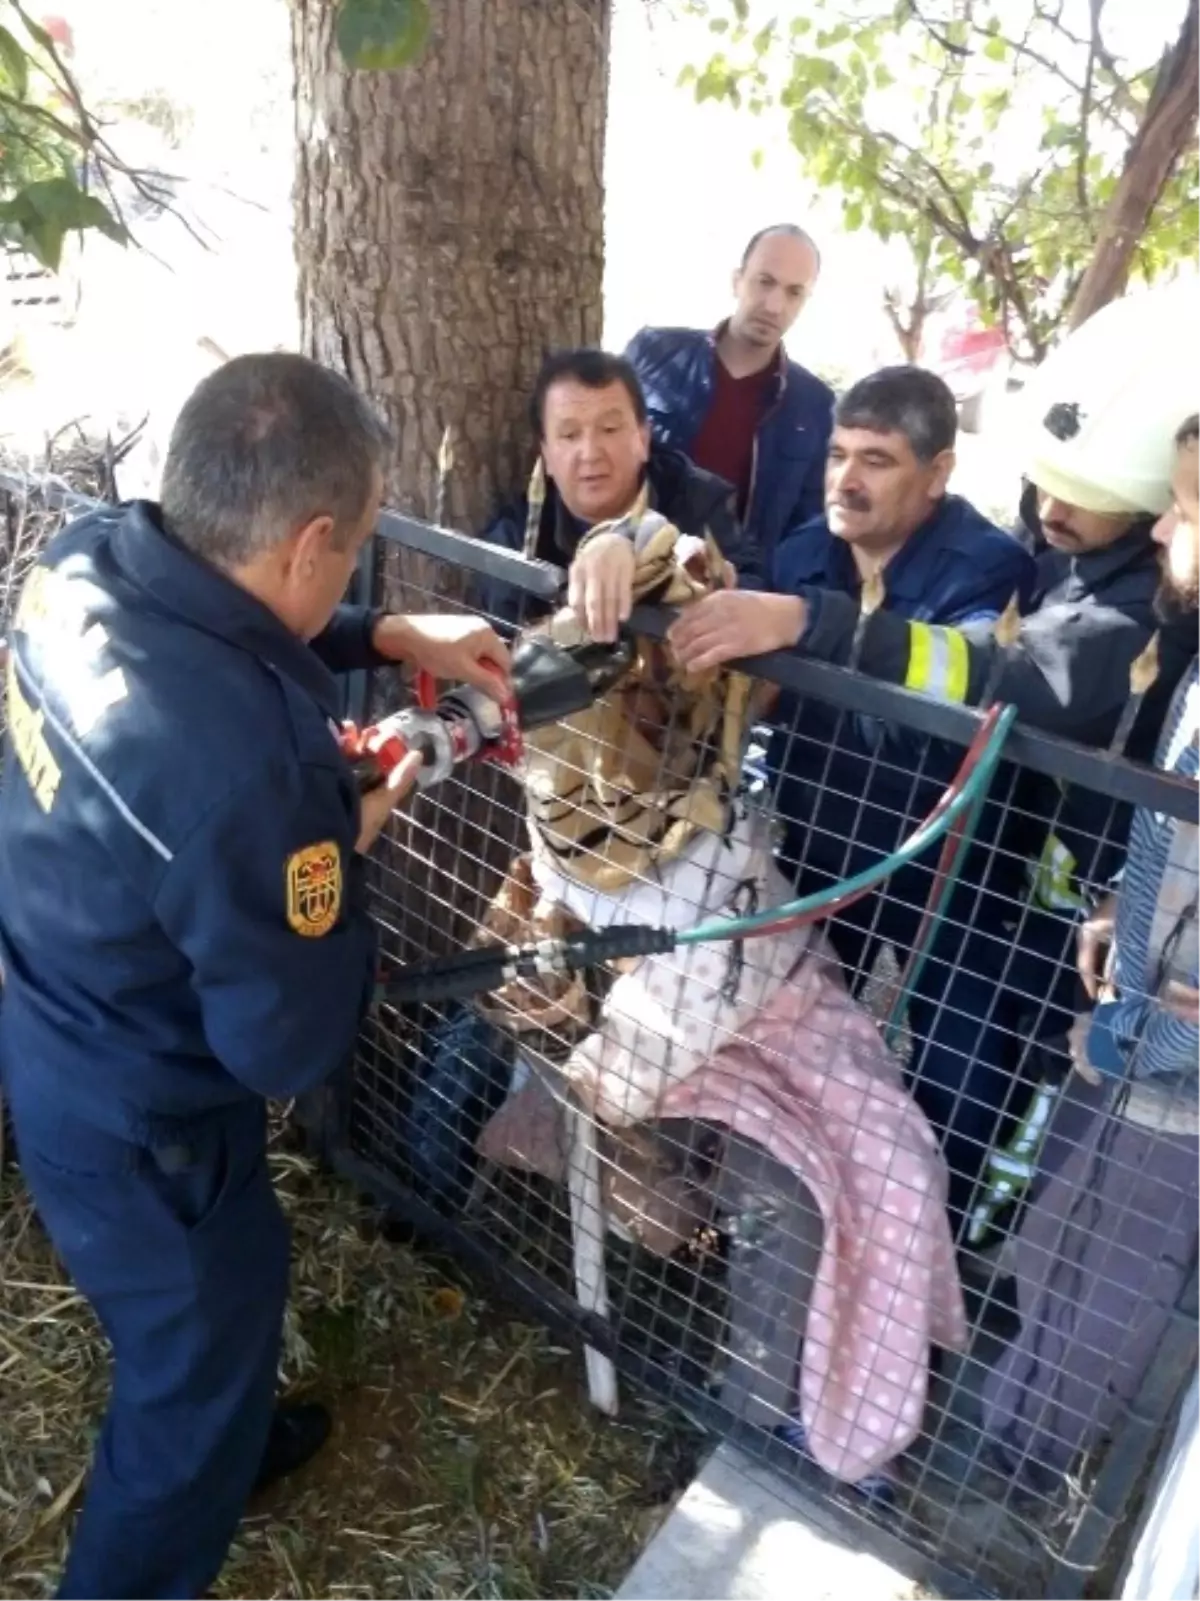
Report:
0,353,510,1600
668,282,1198,1239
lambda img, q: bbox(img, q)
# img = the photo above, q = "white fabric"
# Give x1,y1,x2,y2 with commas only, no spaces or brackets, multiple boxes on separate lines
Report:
530,802,816,1127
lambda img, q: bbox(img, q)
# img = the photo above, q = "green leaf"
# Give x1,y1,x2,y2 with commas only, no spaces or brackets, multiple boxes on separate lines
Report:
983,34,1007,63
336,0,431,71
0,177,127,267
0,23,29,95
732,0,750,19
709,15,729,31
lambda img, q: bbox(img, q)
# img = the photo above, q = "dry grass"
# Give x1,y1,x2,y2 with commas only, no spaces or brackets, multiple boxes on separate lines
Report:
0,1121,705,1599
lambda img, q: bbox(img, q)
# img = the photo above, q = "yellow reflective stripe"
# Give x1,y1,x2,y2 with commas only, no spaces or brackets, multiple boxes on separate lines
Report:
905,623,969,703
1030,833,1086,911
967,1082,1059,1243
906,623,932,692
944,628,969,702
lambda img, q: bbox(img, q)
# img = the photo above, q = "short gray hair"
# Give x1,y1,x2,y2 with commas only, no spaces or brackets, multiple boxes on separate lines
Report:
160,352,392,567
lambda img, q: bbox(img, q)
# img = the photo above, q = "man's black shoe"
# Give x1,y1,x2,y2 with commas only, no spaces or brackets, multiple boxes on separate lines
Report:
253,1401,332,1494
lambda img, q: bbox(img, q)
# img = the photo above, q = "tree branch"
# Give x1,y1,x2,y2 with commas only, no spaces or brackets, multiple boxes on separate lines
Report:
1076,0,1100,224
5,0,193,240
1038,0,1141,116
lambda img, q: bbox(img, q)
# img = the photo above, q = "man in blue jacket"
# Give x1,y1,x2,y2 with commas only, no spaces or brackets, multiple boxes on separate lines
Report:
670,364,1035,982
626,224,833,576
0,353,510,1599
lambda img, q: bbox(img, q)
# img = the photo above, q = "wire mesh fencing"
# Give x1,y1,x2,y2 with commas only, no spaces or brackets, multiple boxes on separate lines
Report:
0,479,1194,1599
331,516,1199,1601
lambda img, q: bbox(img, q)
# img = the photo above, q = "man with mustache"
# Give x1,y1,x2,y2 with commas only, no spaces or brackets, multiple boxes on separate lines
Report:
672,363,1035,996
979,411,1198,1495
671,286,1197,1246
626,224,833,574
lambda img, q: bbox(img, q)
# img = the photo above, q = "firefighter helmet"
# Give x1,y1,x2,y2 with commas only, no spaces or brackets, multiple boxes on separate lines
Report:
1021,277,1198,517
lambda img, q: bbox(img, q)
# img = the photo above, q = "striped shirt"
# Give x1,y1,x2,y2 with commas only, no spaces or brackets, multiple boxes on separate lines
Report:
1091,661,1200,1083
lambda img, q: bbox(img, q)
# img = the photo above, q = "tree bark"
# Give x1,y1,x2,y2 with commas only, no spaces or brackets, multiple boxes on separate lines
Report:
291,0,611,531
291,1,611,962
1068,0,1198,330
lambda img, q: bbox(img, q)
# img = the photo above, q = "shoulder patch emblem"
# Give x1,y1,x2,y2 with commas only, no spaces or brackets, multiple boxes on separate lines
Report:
286,841,342,938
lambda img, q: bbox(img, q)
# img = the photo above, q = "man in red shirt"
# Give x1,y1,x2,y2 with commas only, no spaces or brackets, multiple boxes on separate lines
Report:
627,226,834,573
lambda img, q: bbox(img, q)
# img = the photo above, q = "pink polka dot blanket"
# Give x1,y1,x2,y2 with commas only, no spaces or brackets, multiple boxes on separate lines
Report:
657,956,968,1481
477,799,966,1481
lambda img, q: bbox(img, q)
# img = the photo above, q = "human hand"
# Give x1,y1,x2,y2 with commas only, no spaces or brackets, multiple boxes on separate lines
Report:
668,590,806,673
355,749,424,855
373,613,511,700
568,533,636,643
1077,893,1118,1000
1067,1011,1103,1086
1163,979,1200,1026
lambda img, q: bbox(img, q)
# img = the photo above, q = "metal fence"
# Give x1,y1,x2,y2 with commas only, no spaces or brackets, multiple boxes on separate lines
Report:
1,481,1196,1600
316,512,1199,1601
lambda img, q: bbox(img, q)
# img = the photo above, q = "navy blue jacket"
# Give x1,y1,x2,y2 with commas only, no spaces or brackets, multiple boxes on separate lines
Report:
768,495,1036,881
626,324,834,576
0,501,384,1143
794,515,1197,904
477,442,754,624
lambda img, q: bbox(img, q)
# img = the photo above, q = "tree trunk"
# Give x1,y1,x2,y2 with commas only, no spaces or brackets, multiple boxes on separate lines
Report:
290,0,611,966
1068,0,1198,331
291,0,611,531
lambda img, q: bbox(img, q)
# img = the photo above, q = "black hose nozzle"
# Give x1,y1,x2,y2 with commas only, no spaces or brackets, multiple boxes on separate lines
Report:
377,922,676,1007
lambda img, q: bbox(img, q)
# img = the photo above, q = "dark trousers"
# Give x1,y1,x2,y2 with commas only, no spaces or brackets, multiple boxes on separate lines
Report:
906,902,1080,1236
982,1078,1200,1482
6,1077,289,1599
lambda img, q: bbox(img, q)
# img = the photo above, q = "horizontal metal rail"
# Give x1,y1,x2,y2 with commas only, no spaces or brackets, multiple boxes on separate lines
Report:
3,471,1194,823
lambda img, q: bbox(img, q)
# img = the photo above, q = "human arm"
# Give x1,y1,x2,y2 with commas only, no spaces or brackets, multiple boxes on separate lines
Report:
761,592,1156,739
1072,880,1200,1085
154,759,389,1100
1086,940,1200,1084
309,604,390,673
309,607,510,698
1078,893,1118,1001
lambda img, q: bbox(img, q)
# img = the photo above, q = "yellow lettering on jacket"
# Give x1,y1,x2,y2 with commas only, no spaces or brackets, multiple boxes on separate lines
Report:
6,657,61,813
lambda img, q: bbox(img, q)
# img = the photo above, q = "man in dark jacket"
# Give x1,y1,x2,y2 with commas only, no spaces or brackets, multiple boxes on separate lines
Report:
980,414,1198,1492
478,348,752,636
670,288,1197,1241
626,224,834,576
0,353,510,1598
671,365,1035,988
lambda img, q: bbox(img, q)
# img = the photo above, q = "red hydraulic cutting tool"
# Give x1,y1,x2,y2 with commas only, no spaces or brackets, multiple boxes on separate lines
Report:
338,631,637,793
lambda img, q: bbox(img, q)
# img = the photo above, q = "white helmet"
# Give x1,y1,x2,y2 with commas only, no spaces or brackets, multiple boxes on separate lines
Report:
1021,276,1198,517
